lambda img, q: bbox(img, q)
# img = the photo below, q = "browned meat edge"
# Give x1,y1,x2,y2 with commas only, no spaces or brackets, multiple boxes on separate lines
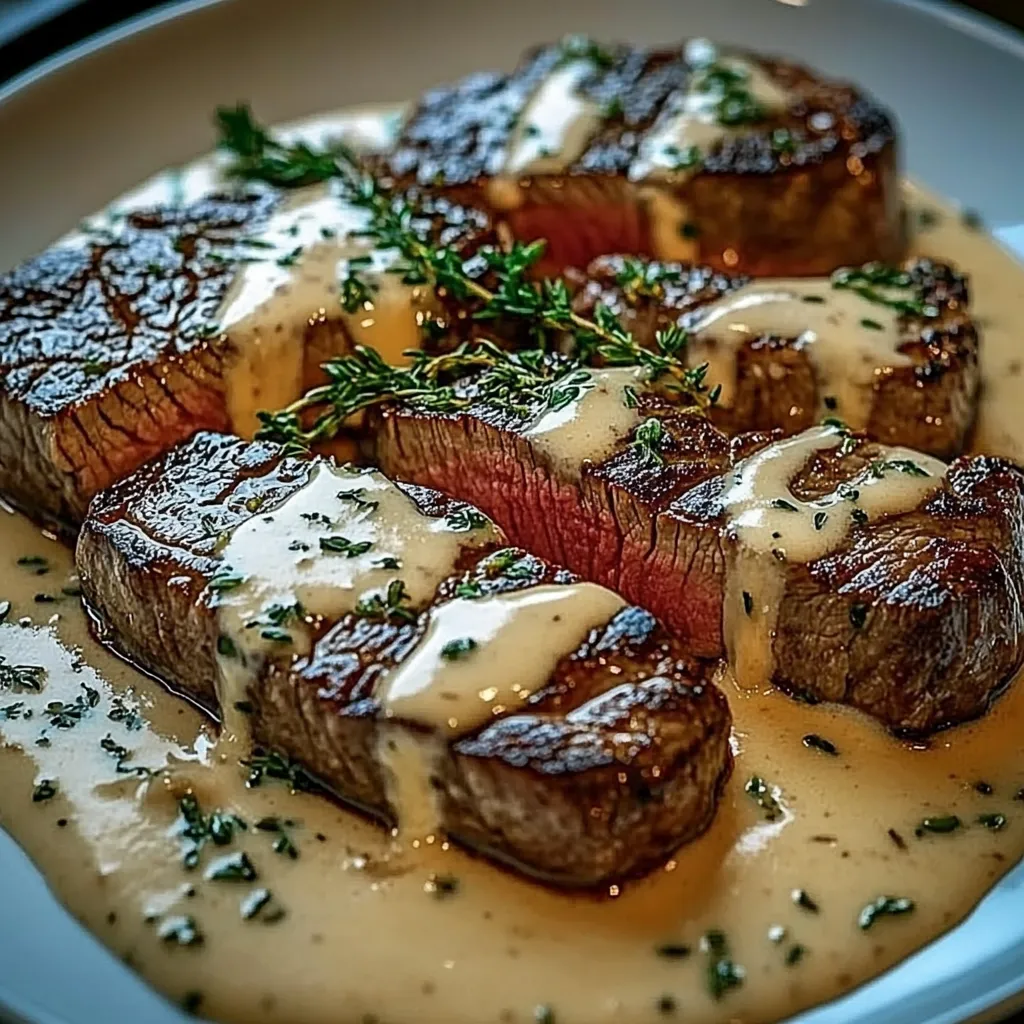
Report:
0,190,494,534
568,255,979,459
373,381,1024,734
76,431,732,886
383,40,903,277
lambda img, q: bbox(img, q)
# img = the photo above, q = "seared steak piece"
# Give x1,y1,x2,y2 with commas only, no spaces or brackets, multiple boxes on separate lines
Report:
0,185,492,533
569,256,979,458
77,431,731,886
373,367,1024,733
383,38,903,278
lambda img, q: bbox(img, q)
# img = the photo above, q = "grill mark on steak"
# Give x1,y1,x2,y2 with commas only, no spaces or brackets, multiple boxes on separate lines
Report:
373,379,1024,734
570,255,979,458
383,40,904,277
77,431,731,886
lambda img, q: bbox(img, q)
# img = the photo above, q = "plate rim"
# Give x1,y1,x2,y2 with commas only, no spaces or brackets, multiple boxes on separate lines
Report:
2,0,1024,115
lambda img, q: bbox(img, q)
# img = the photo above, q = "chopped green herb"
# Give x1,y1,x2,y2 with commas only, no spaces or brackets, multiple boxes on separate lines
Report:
858,896,914,930
849,604,867,630
244,749,322,794
455,580,484,600
631,417,667,466
860,318,884,331
205,850,258,882
158,915,204,947
17,555,49,575
742,591,753,616
655,943,691,960
0,657,47,692
355,579,417,624
217,635,238,658
254,816,300,859
974,781,994,796
319,535,373,557
0,701,25,721
744,775,782,822
978,813,1007,832
171,793,248,870
440,637,478,661
44,684,99,728
813,511,828,531
785,944,807,966
802,734,838,756
32,779,57,802
241,886,286,923
445,507,490,532
916,815,962,836
792,889,820,913
771,498,799,512
702,930,744,1000
208,571,246,593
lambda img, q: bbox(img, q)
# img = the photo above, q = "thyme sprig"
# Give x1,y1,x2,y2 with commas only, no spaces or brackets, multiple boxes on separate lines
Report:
215,106,714,451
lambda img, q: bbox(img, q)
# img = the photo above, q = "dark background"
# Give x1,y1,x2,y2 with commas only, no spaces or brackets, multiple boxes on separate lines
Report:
0,0,1022,86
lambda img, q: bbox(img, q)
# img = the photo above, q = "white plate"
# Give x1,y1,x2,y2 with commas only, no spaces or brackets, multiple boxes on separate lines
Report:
2,2,1024,1022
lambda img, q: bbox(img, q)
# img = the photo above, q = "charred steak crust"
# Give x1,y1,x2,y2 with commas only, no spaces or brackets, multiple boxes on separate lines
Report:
383,41,903,277
0,189,495,533
374,381,1024,734
571,255,980,458
0,194,274,531
77,431,732,886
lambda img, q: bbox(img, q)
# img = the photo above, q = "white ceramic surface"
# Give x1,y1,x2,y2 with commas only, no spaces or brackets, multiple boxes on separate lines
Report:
1,2,1023,1022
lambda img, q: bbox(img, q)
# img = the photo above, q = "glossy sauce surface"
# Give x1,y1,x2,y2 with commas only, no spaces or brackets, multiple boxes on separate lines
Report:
0,105,1023,1024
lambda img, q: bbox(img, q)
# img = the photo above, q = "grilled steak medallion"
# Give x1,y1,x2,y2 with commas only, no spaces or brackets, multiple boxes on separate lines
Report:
570,256,979,458
77,431,732,886
383,37,903,278
373,366,1024,733
0,185,492,532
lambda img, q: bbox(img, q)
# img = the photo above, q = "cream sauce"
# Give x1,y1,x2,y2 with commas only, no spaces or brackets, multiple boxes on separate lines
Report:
685,278,914,427
71,106,424,440
211,462,496,739
503,59,604,177
630,41,790,183
630,41,789,264
719,425,946,690
522,366,648,476
377,581,625,842
2,131,1024,1024
217,183,428,436
381,583,625,735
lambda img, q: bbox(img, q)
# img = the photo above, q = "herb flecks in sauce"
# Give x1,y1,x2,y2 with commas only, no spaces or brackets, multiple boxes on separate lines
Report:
858,896,915,930
701,930,745,1000
744,775,782,822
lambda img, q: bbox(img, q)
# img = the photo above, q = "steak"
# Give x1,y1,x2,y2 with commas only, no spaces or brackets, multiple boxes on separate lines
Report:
76,431,732,886
383,37,903,278
568,255,979,458
372,366,1024,734
0,185,493,533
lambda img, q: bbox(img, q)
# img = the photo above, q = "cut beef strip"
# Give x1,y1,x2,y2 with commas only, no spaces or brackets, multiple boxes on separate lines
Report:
373,371,1024,734
568,255,979,458
382,39,903,278
77,431,731,886
0,186,493,533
